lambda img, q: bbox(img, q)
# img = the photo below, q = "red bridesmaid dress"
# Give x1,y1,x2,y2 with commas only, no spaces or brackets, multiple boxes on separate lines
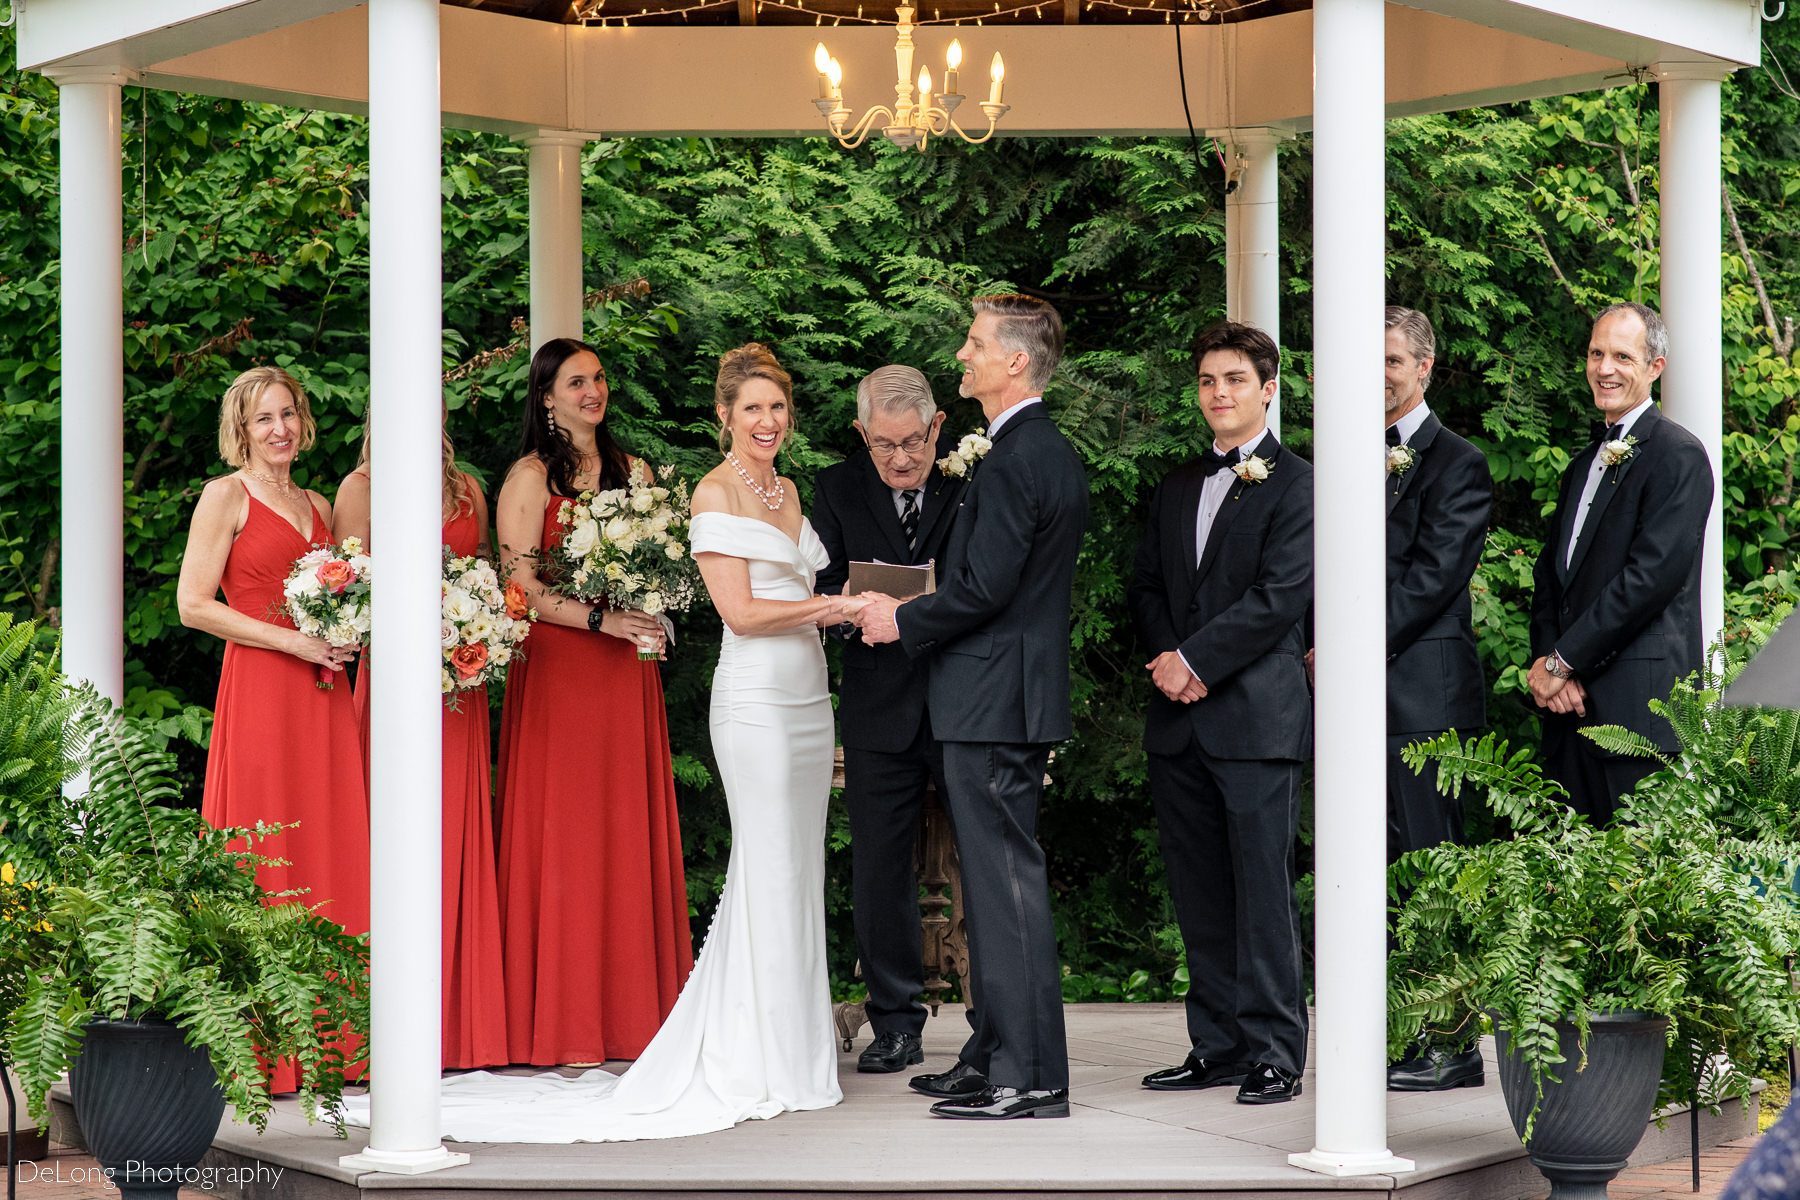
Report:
495,495,693,1065
201,482,370,1092
351,500,508,1070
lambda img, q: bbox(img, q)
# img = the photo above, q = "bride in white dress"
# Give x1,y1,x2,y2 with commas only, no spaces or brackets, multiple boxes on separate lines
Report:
342,344,863,1143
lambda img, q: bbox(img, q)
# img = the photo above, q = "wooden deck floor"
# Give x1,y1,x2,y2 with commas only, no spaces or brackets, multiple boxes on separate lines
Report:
59,1003,1755,1200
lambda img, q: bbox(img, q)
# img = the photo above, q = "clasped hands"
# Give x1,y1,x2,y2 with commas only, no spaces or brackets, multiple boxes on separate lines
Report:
1146,650,1207,704
1527,656,1588,717
813,592,905,645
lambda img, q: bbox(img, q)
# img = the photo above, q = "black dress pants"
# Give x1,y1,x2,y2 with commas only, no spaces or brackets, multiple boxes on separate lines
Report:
1387,731,1466,863
940,740,1069,1091
843,727,948,1038
1540,723,1657,828
1149,746,1307,1076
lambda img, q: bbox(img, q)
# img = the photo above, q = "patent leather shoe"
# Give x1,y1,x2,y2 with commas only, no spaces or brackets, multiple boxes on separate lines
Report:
858,1031,925,1074
1141,1054,1254,1091
908,1059,989,1098
930,1086,1070,1120
1235,1063,1302,1104
1386,1045,1485,1092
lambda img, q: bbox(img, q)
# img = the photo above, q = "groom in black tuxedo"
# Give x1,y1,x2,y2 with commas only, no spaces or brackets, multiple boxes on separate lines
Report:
1379,306,1493,1093
1128,322,1313,1105
858,294,1088,1120
1528,302,1712,826
812,364,964,1075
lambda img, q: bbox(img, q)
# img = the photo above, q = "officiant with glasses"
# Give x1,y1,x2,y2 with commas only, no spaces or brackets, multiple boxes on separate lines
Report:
812,364,967,1074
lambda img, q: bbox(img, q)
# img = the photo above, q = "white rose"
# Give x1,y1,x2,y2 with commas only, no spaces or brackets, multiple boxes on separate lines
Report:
465,613,495,643
642,591,665,615
491,643,512,666
443,587,479,623
631,489,656,514
665,541,686,561
564,521,599,558
349,554,373,579
1239,456,1271,482
602,516,634,544
441,621,458,649
651,486,670,502
510,620,531,642
649,510,673,533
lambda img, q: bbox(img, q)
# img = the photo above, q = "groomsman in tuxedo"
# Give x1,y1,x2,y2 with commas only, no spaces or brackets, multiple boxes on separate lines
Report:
812,364,964,1075
858,294,1088,1121
1528,303,1712,826
1379,306,1494,1093
1128,321,1313,1105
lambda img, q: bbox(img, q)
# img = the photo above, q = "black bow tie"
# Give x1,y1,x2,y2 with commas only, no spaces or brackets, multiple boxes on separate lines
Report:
1591,420,1616,445
1199,448,1239,476
1385,425,1403,447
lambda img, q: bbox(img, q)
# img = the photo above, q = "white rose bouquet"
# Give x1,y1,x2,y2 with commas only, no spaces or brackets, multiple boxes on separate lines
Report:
441,549,535,712
543,465,700,660
283,536,372,689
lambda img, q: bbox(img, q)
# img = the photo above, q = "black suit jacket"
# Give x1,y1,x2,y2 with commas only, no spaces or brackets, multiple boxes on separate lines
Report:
1530,402,1713,752
1387,413,1493,737
813,444,963,753
1129,432,1313,761
896,405,1089,745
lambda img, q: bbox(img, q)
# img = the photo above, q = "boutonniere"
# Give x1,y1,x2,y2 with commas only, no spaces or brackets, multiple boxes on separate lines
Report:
1232,455,1273,484
937,428,992,478
1598,434,1638,469
1386,445,1418,478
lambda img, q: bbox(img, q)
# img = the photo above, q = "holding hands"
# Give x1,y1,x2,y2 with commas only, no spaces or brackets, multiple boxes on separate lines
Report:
852,593,904,645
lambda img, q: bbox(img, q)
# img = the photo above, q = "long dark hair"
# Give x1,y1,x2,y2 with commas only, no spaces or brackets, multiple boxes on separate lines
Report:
517,337,631,497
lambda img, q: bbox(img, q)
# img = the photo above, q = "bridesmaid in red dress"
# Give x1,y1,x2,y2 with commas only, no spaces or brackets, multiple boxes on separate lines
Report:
335,421,509,1071
495,337,694,1066
176,366,370,1092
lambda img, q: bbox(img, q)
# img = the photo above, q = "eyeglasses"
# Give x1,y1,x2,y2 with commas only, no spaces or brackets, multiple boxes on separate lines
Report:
866,434,929,458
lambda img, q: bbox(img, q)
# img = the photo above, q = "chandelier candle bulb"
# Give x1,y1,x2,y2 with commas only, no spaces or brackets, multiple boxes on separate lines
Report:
945,37,962,94
918,65,932,101
988,51,1005,103
814,42,832,98
829,56,843,97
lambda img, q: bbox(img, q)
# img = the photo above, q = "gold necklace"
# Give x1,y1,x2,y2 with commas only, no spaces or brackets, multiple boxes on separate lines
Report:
245,467,297,496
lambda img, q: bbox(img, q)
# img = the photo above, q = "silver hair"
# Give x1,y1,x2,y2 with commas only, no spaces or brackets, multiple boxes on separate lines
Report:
972,294,1064,393
1384,306,1437,391
1593,302,1669,363
855,364,937,428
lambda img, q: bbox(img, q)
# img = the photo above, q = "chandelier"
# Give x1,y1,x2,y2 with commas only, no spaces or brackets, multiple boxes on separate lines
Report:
810,6,1010,151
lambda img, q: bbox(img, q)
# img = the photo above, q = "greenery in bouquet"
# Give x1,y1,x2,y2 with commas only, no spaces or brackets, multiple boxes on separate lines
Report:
1387,662,1800,1136
441,548,534,711
283,536,372,689
0,615,370,1133
545,467,700,653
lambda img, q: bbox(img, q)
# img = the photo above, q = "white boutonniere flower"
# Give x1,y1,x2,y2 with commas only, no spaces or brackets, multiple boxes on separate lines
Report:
1386,445,1418,477
1232,455,1273,484
1598,434,1638,468
937,428,993,478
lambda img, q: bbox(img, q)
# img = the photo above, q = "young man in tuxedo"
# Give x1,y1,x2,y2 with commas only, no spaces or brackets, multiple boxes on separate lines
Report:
812,364,964,1075
1128,321,1313,1105
858,294,1088,1120
1379,306,1494,1092
1528,302,1712,826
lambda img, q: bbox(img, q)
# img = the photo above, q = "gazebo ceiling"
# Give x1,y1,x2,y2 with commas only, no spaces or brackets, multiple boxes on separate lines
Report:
443,0,1312,26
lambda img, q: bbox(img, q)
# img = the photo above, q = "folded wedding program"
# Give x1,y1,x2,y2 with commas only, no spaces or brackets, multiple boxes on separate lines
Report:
846,559,936,599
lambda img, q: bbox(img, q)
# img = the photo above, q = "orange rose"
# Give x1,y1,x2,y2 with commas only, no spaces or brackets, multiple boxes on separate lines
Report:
449,642,489,681
504,580,530,620
316,558,356,594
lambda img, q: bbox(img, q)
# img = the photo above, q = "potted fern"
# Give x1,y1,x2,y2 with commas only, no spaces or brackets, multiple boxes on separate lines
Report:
1388,668,1800,1199
0,616,369,1198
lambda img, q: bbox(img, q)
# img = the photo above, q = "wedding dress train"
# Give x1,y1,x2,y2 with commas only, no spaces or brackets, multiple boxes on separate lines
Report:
343,512,842,1142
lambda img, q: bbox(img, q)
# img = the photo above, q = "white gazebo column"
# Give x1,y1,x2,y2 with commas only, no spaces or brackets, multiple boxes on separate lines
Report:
524,131,588,350
1208,125,1293,436
1290,0,1414,1178
1655,62,1732,648
339,0,465,1176
52,68,132,711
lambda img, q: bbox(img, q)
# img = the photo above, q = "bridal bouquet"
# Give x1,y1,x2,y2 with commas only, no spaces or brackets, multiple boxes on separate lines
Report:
284,537,372,689
441,549,534,712
546,466,700,660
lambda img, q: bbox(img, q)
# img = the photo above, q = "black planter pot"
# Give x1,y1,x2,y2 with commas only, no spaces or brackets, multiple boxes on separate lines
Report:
1494,1011,1670,1200
69,1019,227,1200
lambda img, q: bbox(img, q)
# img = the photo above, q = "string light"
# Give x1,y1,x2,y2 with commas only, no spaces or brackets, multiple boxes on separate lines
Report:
577,0,735,23
579,0,1055,22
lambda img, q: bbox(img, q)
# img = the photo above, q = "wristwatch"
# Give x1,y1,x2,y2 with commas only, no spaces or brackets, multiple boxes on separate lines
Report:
1544,651,1575,680
587,606,606,634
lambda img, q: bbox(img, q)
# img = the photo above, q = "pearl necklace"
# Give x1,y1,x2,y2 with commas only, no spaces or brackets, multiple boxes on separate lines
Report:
726,452,785,511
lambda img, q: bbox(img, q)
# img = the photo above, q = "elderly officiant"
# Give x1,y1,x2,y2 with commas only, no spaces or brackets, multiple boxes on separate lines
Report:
813,364,965,1074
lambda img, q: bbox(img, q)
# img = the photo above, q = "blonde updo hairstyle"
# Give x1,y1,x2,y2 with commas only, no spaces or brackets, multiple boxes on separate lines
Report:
714,342,796,454
217,365,318,469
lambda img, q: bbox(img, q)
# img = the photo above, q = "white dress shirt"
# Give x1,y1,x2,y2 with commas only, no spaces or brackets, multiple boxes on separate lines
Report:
1176,430,1277,684
984,395,1041,440
1566,396,1654,568
891,486,923,522
1388,401,1432,447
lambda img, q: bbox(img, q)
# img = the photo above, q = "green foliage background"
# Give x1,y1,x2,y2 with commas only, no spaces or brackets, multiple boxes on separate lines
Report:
2,21,1799,999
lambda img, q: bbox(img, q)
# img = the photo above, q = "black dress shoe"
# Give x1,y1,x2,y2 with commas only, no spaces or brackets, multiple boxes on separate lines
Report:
1141,1054,1255,1091
930,1086,1070,1120
1387,1045,1484,1092
1236,1062,1302,1104
858,1031,925,1074
908,1059,989,1098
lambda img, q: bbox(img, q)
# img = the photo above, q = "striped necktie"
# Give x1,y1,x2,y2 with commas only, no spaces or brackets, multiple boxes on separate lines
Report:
900,489,920,555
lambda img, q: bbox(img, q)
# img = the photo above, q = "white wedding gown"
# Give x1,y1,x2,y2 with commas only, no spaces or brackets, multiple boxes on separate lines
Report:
342,512,842,1142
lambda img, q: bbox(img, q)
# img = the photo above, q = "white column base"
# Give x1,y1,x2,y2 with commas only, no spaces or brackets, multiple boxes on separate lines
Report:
339,1146,470,1175
1288,1149,1416,1177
